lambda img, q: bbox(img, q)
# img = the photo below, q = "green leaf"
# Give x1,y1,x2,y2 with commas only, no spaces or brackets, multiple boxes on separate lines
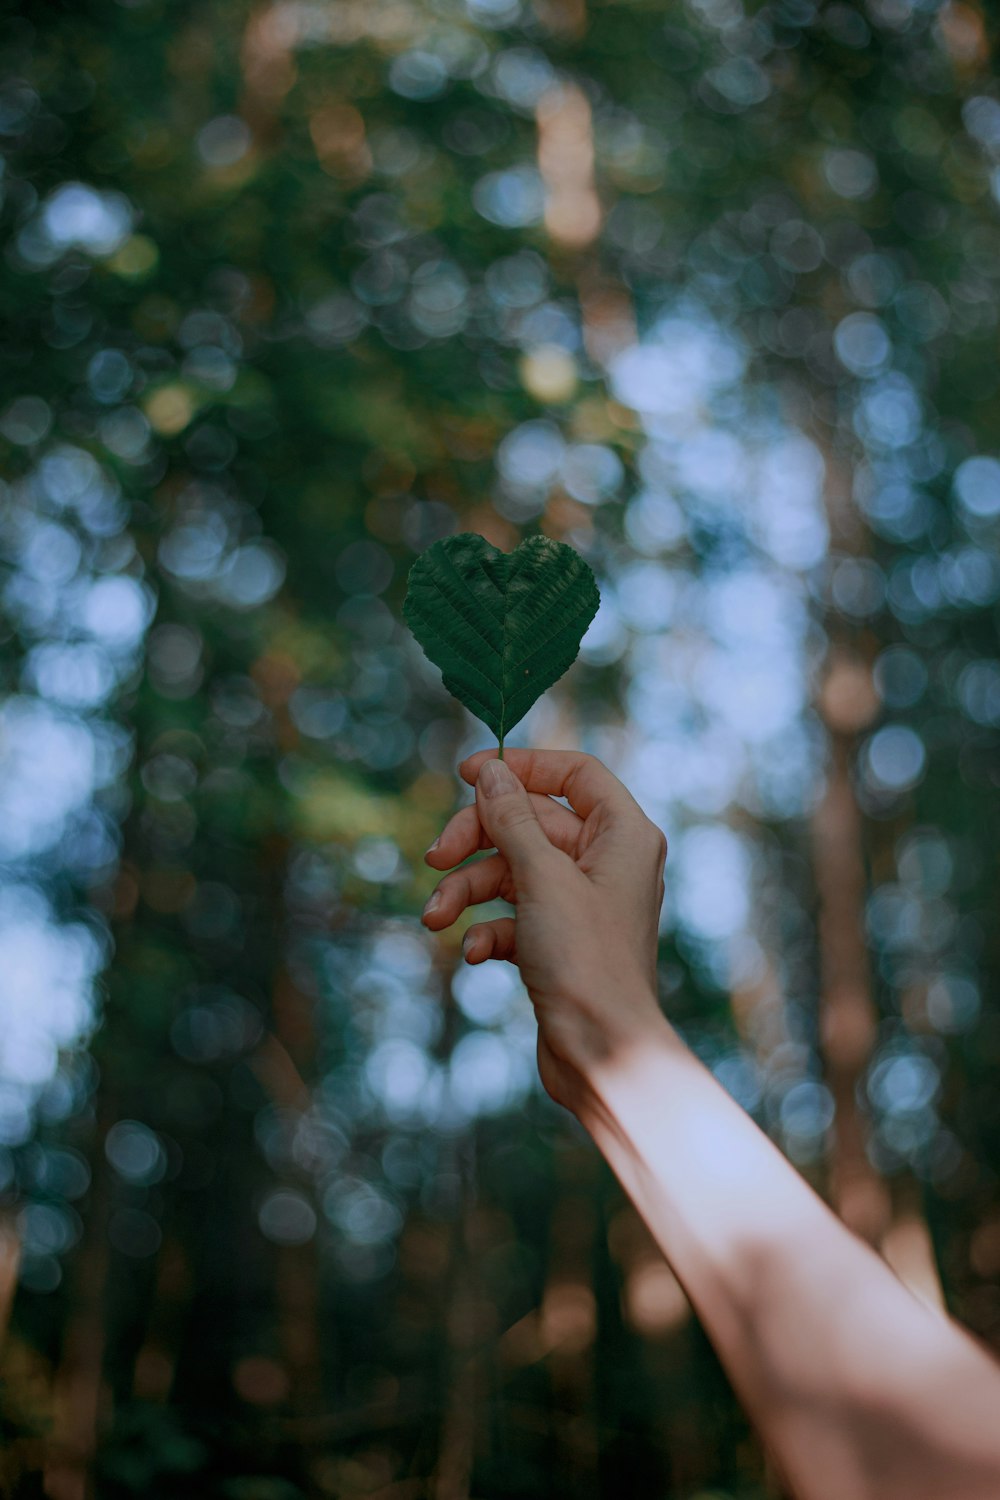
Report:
402,532,601,756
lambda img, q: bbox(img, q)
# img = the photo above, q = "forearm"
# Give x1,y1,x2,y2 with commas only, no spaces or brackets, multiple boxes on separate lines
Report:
577,1010,1000,1500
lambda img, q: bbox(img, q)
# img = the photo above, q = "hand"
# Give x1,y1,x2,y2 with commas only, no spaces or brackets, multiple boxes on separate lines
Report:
421,748,670,1112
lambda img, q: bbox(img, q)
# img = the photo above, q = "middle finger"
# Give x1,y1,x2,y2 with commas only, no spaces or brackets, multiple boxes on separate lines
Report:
421,851,512,929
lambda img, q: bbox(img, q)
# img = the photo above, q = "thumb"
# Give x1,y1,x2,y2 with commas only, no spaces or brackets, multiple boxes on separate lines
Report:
476,757,554,886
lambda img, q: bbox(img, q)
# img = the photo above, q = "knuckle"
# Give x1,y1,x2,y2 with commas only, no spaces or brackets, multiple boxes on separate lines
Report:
642,822,667,860
494,804,536,833
582,750,609,784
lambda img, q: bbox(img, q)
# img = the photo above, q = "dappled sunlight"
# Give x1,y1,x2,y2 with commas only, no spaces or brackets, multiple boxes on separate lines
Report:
2,0,999,1490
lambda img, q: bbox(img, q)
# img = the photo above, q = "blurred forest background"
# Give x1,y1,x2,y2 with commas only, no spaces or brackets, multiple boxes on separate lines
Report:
1,0,999,1495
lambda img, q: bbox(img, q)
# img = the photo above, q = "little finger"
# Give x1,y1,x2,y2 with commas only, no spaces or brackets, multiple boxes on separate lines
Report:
462,918,517,965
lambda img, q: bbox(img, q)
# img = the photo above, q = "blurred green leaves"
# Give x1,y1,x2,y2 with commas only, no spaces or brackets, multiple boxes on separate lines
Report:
2,0,1000,1492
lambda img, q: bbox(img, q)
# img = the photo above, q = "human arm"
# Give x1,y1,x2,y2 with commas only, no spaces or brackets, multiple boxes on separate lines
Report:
421,747,1000,1500
580,1018,1000,1500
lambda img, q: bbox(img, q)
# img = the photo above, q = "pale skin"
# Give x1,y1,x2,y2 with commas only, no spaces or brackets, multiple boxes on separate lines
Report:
420,747,1000,1500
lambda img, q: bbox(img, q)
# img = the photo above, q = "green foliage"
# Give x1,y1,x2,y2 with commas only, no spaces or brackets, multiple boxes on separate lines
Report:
402,533,600,756
2,0,1000,1491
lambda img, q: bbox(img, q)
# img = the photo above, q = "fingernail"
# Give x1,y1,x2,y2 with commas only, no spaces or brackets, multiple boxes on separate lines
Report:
422,890,442,916
462,931,476,956
425,836,440,855
479,758,515,798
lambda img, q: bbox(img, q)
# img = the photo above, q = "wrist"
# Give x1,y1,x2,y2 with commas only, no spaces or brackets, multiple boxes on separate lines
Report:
570,1004,689,1134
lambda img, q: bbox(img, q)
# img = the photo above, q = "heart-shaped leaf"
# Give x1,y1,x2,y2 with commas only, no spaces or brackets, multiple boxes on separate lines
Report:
403,532,601,755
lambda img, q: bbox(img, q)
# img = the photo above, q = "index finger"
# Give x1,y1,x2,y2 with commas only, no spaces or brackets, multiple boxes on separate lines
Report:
457,747,640,822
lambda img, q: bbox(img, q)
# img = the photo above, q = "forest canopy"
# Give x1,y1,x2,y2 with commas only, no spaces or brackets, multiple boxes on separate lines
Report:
0,0,999,1495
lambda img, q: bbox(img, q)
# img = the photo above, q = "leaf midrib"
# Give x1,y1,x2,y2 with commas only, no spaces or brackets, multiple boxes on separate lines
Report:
499,547,523,748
